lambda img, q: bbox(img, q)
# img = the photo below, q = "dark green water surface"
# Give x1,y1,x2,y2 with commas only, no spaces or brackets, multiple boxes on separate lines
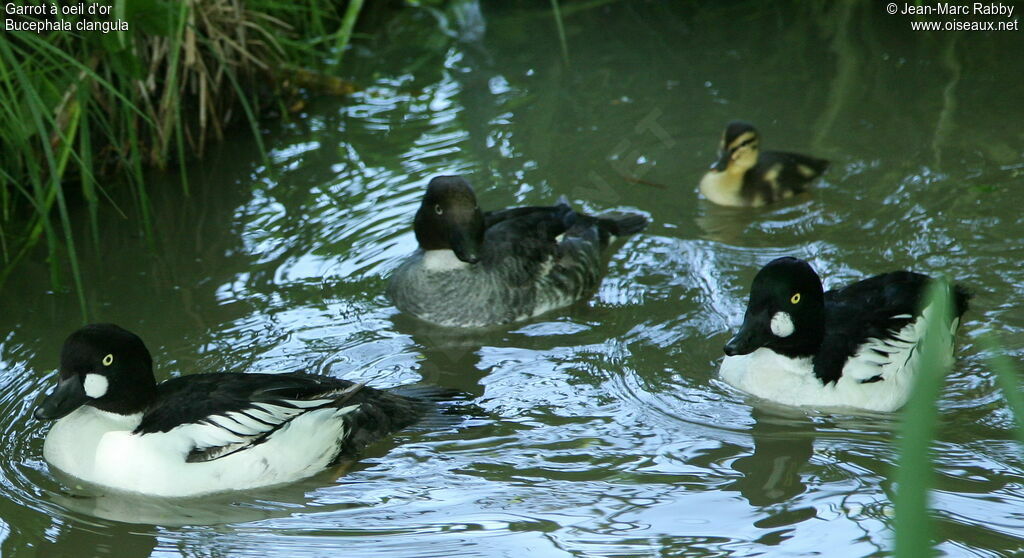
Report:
2,2,1023,556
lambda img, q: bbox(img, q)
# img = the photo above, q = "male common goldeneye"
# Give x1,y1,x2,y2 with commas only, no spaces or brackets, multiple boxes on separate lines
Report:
699,121,828,207
719,257,970,412
387,175,648,327
35,324,441,497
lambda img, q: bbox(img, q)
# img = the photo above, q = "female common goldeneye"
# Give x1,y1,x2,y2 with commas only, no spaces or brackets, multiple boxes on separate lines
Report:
387,175,648,327
699,121,829,207
34,324,439,497
719,257,970,412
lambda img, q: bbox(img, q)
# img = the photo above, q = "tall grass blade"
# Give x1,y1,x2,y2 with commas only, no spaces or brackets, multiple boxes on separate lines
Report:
334,0,365,66
550,0,570,65
199,35,274,182
893,279,955,558
981,336,1024,444
77,91,100,247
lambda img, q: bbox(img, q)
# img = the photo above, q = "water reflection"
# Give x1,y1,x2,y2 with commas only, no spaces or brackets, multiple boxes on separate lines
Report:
25,517,158,557
693,196,825,246
45,470,354,527
389,313,489,395
728,408,815,507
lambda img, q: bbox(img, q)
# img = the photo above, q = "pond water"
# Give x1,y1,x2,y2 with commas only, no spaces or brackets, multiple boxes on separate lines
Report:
2,2,1024,556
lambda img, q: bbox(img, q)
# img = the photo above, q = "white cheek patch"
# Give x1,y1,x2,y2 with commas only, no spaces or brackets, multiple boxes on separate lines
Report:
770,311,795,338
83,373,109,398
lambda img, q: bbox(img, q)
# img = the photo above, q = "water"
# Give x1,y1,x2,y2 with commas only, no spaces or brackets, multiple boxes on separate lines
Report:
2,2,1024,556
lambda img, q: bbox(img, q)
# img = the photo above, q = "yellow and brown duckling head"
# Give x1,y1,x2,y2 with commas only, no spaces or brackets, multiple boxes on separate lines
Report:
711,120,760,175
700,121,828,208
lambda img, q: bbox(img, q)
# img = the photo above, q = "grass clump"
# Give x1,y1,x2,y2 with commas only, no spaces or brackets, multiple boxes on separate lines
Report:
0,0,366,317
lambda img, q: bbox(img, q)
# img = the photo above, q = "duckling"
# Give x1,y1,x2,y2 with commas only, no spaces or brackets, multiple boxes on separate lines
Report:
387,175,648,327
719,257,970,412
699,121,829,207
34,324,447,497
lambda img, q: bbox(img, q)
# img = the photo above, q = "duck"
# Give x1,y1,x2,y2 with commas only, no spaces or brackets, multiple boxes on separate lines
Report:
699,121,829,207
34,323,443,497
719,257,970,412
387,175,648,327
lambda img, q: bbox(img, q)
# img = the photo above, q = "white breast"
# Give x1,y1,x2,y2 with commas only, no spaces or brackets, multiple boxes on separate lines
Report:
719,349,834,408
422,249,471,272
43,408,143,480
718,344,913,413
43,405,359,497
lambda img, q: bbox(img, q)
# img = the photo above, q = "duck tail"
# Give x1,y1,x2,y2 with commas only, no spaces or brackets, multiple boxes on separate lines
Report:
388,384,478,430
596,213,649,238
556,198,647,246
388,383,463,404
810,157,830,176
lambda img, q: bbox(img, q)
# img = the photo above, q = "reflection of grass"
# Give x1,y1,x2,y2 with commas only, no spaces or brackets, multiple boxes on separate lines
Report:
550,0,569,64
894,282,1022,556
0,0,364,317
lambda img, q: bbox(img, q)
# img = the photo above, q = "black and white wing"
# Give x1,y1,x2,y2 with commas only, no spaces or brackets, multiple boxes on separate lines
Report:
135,372,364,463
815,271,969,385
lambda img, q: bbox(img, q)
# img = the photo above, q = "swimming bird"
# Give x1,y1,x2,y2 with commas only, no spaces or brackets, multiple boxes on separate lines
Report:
719,257,970,412
387,175,648,327
699,121,829,207
34,323,443,497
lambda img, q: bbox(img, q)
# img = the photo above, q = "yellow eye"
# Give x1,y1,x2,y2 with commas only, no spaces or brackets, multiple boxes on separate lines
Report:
102,354,114,366
790,293,801,304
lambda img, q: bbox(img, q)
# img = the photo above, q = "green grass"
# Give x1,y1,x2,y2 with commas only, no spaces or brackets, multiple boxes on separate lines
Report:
986,339,1024,445
549,0,569,65
892,280,954,557
0,0,367,320
893,283,1023,556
